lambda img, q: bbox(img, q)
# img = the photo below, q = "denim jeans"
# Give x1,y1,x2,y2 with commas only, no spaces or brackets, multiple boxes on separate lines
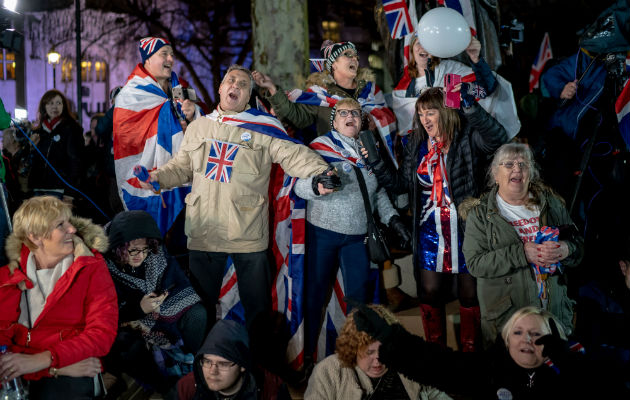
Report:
304,222,370,357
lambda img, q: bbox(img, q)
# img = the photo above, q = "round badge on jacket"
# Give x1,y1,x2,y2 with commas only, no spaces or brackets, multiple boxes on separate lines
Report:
240,132,252,142
342,162,352,172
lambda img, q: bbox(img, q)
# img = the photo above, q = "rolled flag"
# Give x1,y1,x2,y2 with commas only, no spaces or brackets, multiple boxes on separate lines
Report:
133,165,166,208
133,165,161,192
534,226,561,273
310,58,327,73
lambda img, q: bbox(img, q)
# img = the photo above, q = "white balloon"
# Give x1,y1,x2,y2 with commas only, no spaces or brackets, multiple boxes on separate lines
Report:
417,7,471,58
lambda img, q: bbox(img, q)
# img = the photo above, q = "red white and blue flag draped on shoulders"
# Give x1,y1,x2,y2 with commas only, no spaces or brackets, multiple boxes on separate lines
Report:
287,83,398,167
529,32,553,93
113,64,190,236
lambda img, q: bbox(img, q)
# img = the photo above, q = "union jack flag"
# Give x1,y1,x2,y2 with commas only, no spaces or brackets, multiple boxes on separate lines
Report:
438,0,477,36
383,0,415,39
205,140,240,183
310,58,327,73
139,37,170,54
529,32,553,92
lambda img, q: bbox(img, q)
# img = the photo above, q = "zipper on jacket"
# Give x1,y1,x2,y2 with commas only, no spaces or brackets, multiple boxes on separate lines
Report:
26,330,31,347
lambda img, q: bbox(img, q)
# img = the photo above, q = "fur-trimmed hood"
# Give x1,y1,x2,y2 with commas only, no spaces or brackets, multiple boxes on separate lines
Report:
306,68,376,91
4,216,109,275
458,196,482,222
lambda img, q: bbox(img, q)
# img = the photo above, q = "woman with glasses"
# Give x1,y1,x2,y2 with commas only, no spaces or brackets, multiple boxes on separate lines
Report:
461,143,583,347
104,210,207,397
361,87,507,352
293,98,409,365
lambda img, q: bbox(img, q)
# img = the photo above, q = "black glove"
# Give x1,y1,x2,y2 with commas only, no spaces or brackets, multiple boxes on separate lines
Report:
535,318,570,362
460,83,476,109
346,298,394,342
358,130,380,166
312,165,341,195
389,215,411,251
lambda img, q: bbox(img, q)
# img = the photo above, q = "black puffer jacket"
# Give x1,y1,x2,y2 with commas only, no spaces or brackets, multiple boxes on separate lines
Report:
371,102,507,261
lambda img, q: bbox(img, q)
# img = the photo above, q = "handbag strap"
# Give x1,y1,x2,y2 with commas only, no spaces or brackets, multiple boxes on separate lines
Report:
353,166,377,226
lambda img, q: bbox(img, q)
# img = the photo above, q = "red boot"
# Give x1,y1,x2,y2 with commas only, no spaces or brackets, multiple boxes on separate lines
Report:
459,305,481,352
419,304,446,346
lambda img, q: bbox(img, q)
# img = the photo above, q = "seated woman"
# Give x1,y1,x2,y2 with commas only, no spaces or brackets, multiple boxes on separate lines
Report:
304,304,452,400
293,98,409,362
104,210,207,396
353,304,619,398
0,196,118,399
461,143,583,347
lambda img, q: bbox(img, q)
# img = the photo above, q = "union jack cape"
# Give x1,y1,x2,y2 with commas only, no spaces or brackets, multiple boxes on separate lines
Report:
287,82,398,167
113,64,190,235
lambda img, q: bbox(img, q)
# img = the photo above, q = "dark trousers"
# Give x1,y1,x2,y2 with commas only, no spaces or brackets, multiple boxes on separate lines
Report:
28,376,95,400
188,250,271,329
304,222,371,357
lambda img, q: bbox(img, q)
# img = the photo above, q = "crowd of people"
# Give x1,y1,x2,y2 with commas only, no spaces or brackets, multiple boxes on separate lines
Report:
0,16,629,400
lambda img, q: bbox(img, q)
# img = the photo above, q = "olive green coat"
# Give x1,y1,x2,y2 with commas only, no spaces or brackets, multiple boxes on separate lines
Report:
263,68,375,136
461,185,583,347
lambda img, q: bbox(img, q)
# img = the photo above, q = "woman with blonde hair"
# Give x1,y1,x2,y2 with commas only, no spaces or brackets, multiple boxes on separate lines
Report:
461,143,583,347
351,304,614,399
0,196,118,399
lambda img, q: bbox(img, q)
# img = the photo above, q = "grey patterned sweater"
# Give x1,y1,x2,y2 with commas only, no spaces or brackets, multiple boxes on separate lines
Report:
294,131,397,235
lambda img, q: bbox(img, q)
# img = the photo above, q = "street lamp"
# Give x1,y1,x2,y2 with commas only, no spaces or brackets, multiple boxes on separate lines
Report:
47,47,60,89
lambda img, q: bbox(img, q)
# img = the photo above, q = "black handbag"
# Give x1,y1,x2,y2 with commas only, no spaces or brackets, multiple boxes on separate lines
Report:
353,166,391,263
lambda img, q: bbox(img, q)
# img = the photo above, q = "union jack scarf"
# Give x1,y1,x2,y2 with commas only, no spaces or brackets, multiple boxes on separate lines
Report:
205,108,300,144
287,82,398,166
417,139,451,206
308,131,364,167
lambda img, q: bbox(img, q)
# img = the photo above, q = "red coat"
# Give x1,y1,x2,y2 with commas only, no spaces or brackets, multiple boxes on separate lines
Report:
0,218,118,381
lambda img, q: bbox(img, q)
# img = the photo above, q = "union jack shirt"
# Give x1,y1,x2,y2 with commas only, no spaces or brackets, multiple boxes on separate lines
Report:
205,140,240,183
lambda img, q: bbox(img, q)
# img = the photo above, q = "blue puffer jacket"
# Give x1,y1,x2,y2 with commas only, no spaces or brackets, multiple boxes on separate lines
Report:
541,49,607,140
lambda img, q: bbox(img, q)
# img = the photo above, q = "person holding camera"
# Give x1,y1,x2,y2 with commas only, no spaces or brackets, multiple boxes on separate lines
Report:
361,87,507,353
113,37,203,237
293,98,410,365
138,65,337,331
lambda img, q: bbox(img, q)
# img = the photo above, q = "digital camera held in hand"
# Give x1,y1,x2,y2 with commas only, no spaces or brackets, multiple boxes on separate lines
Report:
172,85,198,102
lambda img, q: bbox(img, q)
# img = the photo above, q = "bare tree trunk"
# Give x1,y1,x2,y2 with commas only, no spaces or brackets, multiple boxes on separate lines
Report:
251,0,309,90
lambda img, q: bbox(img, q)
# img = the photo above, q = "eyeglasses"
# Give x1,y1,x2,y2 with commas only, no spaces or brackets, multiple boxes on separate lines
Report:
342,51,359,60
200,358,236,371
337,109,361,118
127,247,150,256
499,161,528,170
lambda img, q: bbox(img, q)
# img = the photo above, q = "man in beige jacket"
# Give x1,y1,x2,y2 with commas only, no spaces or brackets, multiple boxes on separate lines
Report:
140,65,337,329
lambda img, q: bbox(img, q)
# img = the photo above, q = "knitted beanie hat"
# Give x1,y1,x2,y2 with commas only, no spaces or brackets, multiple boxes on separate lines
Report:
139,37,171,63
321,40,357,72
